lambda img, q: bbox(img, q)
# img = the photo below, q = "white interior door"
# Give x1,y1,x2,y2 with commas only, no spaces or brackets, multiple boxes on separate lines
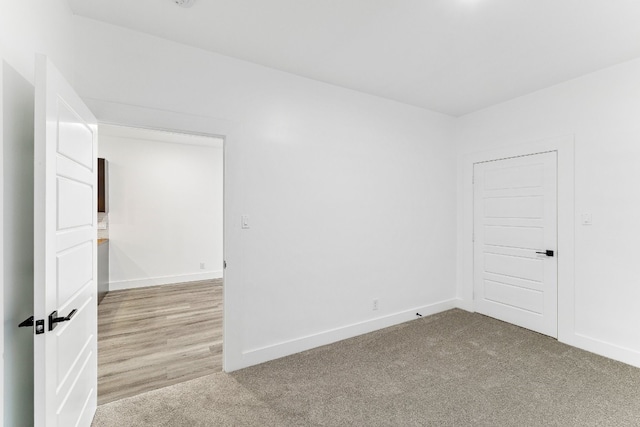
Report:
473,152,557,337
34,55,98,427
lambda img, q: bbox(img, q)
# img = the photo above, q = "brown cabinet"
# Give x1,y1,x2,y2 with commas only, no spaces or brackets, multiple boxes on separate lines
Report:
98,158,108,212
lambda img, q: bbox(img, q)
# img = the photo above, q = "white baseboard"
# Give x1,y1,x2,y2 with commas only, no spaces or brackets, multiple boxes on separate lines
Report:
108,271,223,291
455,299,640,369
454,298,474,312
562,333,640,369
237,298,457,370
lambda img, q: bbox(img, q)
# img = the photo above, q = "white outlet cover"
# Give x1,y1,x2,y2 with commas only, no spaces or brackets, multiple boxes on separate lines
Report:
581,213,593,225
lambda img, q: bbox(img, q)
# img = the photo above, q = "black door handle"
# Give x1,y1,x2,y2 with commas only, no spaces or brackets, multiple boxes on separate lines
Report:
49,309,78,331
18,316,45,334
18,316,34,328
536,250,554,257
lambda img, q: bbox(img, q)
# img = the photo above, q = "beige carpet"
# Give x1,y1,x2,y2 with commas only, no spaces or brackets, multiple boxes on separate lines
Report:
92,309,640,426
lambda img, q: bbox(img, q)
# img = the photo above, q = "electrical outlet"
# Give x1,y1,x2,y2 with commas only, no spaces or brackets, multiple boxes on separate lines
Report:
200,263,205,270
373,299,379,311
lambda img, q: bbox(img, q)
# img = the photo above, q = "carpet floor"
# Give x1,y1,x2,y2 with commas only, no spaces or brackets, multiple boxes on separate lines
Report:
92,309,640,426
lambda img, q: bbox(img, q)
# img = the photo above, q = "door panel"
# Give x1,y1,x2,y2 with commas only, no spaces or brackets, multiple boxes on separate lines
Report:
484,196,544,218
57,103,94,169
484,280,543,314
57,178,93,229
484,163,543,189
474,152,557,337
484,252,543,282
484,225,543,250
56,243,93,304
34,54,97,427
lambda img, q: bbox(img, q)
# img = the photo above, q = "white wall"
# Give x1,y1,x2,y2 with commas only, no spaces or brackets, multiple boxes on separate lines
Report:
0,49,4,427
456,57,640,368
73,17,458,371
98,128,224,290
0,51,6,423
2,62,36,427
0,0,75,85
0,1,76,425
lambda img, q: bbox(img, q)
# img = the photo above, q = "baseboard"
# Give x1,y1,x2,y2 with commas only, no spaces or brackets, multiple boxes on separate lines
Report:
108,271,223,291
454,298,474,312
237,298,457,370
455,296,640,369
561,333,640,369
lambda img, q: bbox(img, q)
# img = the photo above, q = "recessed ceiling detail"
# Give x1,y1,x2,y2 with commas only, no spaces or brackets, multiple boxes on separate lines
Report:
67,1,640,116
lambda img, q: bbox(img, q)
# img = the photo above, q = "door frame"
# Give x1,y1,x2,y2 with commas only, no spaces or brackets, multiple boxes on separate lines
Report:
456,134,575,342
82,98,239,371
0,55,5,425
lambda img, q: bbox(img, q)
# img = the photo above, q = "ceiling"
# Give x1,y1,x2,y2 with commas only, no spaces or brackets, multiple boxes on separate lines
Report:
100,124,224,148
67,0,640,116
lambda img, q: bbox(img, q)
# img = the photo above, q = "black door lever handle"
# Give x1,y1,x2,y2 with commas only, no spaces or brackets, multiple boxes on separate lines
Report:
19,316,34,328
19,316,45,334
49,309,78,331
536,250,554,257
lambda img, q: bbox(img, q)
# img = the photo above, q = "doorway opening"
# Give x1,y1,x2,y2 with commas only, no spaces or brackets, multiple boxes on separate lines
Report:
95,124,224,404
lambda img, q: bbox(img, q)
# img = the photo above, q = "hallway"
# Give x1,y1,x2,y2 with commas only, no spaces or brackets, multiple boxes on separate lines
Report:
97,279,223,404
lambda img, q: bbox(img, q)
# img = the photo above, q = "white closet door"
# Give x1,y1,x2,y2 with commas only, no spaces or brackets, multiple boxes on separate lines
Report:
474,152,557,337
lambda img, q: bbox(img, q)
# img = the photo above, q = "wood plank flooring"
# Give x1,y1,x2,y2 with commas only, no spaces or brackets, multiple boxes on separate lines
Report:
97,279,223,404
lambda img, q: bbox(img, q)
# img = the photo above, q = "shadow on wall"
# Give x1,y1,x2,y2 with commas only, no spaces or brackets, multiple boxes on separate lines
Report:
3,60,35,427
108,243,148,287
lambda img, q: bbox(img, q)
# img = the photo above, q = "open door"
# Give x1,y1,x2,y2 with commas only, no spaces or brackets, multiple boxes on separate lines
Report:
34,55,98,427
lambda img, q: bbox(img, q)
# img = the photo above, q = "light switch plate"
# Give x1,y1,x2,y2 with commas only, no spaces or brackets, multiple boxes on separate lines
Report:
241,215,250,229
581,213,593,225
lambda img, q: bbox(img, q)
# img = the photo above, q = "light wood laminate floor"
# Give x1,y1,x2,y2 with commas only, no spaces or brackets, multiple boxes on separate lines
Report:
98,279,223,404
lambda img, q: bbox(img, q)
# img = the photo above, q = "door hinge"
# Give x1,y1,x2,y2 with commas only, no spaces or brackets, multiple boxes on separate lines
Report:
223,260,227,269
18,316,45,334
